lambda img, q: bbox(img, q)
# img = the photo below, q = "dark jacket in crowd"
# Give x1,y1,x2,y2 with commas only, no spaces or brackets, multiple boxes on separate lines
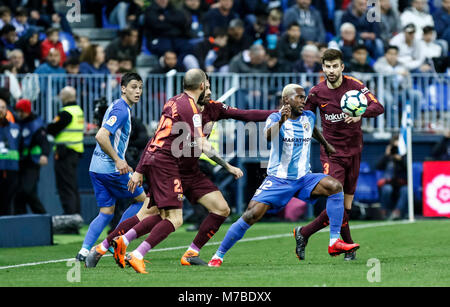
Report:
192,37,231,71
143,1,190,40
227,33,253,58
15,28,42,72
276,33,305,63
203,8,239,37
17,113,50,169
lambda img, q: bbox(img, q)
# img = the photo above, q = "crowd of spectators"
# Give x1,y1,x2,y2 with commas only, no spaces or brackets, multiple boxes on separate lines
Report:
0,0,447,80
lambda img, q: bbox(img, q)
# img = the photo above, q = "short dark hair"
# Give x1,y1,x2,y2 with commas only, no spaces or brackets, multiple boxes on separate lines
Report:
121,72,142,87
1,24,15,36
0,6,11,17
46,27,59,37
15,7,28,17
385,45,399,53
213,27,228,38
321,48,344,64
119,27,137,38
423,25,434,34
63,57,80,67
287,22,301,30
352,44,367,53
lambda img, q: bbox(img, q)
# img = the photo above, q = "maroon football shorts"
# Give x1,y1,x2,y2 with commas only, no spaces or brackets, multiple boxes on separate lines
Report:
320,152,361,195
180,167,219,205
143,164,219,210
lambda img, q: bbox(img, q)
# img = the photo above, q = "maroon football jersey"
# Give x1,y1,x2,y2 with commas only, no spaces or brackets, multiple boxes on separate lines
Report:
136,94,275,173
305,75,384,157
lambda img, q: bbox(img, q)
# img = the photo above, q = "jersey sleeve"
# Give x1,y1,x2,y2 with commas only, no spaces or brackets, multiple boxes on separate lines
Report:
211,101,276,122
349,77,385,118
102,105,128,135
264,111,281,133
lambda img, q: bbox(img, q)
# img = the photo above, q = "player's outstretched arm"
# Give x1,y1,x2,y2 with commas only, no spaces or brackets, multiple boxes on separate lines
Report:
199,137,243,179
219,104,277,122
95,127,131,175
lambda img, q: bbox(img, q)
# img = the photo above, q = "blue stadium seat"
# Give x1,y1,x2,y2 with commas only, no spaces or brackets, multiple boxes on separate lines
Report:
102,6,120,30
59,31,76,55
360,161,371,173
354,164,379,203
141,36,152,55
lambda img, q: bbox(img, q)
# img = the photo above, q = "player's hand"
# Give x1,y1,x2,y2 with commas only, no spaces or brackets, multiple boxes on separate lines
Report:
226,165,244,179
115,159,130,175
128,172,143,193
344,114,361,124
324,143,336,157
280,104,291,123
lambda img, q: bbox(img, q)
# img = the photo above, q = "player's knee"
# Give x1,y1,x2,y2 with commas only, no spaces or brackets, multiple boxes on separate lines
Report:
242,203,264,225
210,203,230,217
164,210,183,230
327,178,343,195
100,206,115,215
167,216,183,230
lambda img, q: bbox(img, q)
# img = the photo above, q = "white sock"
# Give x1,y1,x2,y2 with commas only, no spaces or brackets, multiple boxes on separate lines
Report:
329,238,338,247
212,253,223,261
122,235,129,246
187,247,199,254
132,250,144,260
79,248,89,256
99,244,108,252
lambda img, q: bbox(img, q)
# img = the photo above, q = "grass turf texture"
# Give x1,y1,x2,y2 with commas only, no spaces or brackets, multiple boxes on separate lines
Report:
0,219,449,287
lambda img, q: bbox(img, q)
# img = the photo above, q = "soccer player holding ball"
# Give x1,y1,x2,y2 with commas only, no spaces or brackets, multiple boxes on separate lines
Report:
293,49,384,261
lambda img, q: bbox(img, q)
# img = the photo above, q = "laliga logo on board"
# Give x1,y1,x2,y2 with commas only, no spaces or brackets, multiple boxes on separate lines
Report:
425,174,450,215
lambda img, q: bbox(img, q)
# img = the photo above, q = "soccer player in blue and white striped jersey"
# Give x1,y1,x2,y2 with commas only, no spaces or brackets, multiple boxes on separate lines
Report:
208,84,360,267
76,73,148,263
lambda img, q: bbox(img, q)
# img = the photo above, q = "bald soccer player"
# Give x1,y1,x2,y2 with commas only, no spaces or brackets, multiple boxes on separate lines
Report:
86,69,277,273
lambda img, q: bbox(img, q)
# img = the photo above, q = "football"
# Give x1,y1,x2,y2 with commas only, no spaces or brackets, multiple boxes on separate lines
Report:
340,90,368,117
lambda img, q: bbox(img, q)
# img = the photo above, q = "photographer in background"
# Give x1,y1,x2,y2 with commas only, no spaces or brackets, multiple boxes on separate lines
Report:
376,134,408,220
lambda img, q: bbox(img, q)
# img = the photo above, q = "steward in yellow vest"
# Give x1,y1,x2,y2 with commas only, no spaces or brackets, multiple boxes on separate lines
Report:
46,86,85,215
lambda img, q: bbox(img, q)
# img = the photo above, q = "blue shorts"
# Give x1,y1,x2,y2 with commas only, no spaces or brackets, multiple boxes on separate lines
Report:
89,171,145,208
251,173,327,213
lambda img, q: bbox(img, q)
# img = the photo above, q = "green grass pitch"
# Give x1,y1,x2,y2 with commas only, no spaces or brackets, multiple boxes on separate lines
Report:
1,219,449,287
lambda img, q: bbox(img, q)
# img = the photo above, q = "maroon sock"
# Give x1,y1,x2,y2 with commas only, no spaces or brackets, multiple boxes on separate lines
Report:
106,215,139,244
192,213,227,250
144,219,175,249
300,209,329,239
340,209,354,244
133,214,163,238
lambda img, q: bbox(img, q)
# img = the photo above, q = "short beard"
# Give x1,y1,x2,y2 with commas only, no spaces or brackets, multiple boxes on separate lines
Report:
198,89,206,104
327,73,341,84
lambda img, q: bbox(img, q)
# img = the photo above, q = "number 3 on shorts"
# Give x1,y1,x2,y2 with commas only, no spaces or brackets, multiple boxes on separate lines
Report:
323,162,329,175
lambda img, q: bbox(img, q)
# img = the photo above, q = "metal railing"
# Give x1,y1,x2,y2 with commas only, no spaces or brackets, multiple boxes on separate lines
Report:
1,72,449,133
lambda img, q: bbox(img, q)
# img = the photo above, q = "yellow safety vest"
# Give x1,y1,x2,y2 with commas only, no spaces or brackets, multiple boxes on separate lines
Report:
199,122,220,166
54,105,85,153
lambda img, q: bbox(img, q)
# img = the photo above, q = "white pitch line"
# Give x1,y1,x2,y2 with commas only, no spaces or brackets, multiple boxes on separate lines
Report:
0,220,414,270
